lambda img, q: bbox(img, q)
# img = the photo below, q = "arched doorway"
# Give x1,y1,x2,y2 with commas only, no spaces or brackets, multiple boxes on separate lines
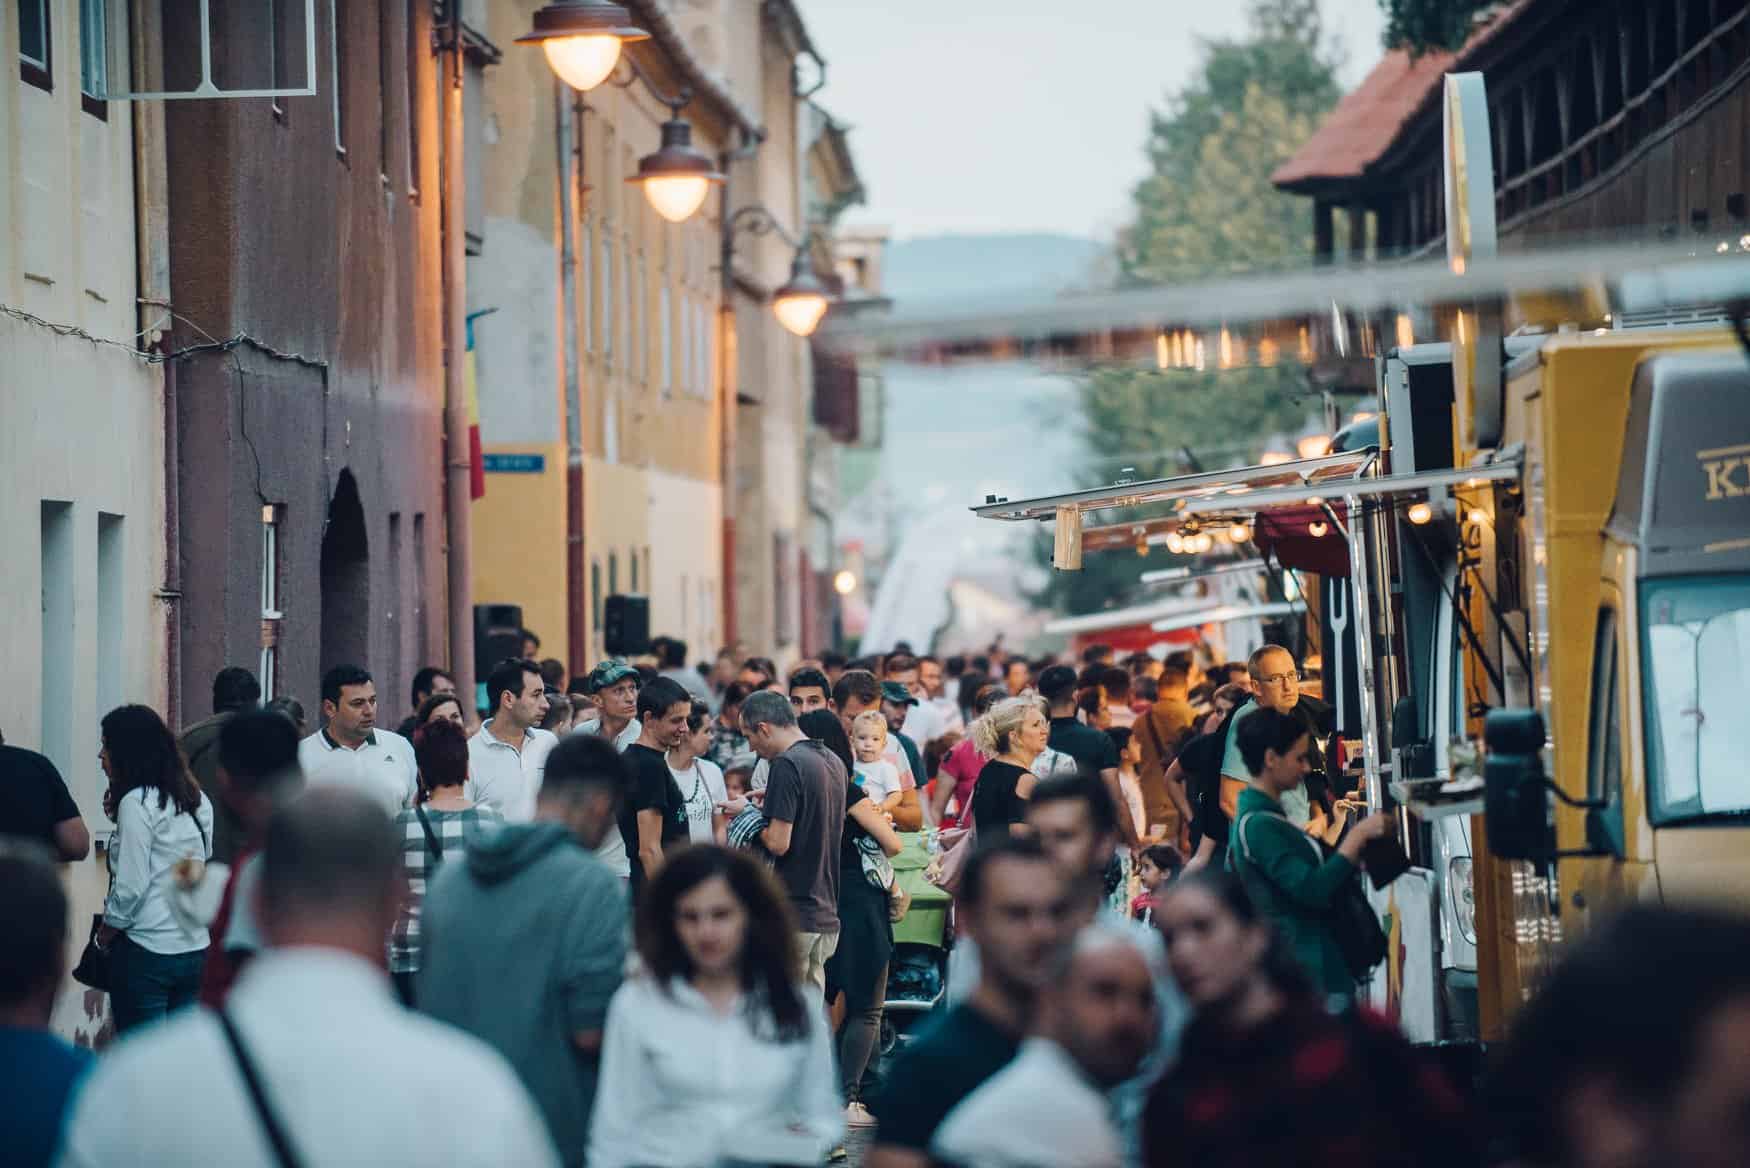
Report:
319,469,371,677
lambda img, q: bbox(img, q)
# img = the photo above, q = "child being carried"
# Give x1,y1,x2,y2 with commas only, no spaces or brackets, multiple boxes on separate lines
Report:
850,710,906,818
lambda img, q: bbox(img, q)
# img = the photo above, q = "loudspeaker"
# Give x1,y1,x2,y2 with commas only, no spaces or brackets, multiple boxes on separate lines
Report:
474,604,524,680
603,594,649,656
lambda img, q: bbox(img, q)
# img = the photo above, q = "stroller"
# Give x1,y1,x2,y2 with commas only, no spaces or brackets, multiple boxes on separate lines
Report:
879,832,953,1057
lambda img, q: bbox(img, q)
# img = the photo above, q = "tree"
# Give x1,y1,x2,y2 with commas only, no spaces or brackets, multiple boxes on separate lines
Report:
1379,0,1495,54
1035,0,1341,617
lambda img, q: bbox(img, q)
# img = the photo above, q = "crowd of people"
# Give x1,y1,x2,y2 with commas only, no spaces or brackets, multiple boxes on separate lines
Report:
3,634,1750,1167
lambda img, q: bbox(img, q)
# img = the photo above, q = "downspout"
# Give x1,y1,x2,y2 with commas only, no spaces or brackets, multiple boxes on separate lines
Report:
440,10,477,708
717,129,764,647
133,1,177,723
560,86,588,675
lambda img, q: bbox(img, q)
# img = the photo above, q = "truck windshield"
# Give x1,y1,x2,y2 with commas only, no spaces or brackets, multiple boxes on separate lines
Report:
1642,574,1750,823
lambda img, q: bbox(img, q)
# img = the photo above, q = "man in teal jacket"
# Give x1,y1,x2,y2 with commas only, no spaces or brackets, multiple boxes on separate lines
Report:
1227,708,1393,1002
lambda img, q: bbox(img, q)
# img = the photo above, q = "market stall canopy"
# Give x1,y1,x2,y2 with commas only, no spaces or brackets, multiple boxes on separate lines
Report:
1150,601,1304,634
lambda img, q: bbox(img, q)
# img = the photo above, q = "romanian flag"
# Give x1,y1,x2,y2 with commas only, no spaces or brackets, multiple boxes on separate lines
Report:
465,312,485,500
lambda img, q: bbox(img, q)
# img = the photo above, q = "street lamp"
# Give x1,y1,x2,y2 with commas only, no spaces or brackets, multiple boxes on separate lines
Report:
771,250,831,338
724,205,837,338
625,99,725,224
517,0,649,93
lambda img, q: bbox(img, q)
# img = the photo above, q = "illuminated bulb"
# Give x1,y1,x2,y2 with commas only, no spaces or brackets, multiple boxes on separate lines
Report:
1258,451,1294,466
1195,533,1215,554
1467,508,1487,525
833,569,857,596
1308,521,1329,538
641,174,712,223
1718,241,1732,254
1741,234,1750,252
1165,532,1185,554
542,35,625,91
1407,501,1434,525
1297,434,1331,459
773,290,830,337
1229,522,1252,544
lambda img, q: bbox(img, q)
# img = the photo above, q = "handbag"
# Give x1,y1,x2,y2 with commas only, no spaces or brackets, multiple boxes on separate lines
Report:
1232,808,1387,981
925,823,976,897
854,833,895,890
74,797,212,991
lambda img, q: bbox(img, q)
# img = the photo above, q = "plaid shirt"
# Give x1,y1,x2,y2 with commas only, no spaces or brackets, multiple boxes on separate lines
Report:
389,805,499,973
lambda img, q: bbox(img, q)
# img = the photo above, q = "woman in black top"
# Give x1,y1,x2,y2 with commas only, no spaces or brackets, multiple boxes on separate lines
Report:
802,710,904,1126
968,696,1051,835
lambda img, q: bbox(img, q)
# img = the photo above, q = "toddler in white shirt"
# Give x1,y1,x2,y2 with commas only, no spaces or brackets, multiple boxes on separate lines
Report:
850,710,905,815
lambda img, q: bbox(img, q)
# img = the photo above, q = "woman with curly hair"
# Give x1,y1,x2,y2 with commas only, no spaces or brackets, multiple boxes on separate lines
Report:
968,695,1051,836
589,845,843,1168
96,704,214,1032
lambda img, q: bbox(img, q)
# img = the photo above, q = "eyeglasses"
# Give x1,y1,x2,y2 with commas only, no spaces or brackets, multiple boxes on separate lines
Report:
1256,670,1300,686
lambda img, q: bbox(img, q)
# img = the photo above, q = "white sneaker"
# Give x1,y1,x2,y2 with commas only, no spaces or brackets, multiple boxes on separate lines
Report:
845,1101,877,1129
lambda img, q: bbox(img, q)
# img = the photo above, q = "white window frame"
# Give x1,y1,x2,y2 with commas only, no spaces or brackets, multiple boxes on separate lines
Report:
260,506,283,699
99,0,320,99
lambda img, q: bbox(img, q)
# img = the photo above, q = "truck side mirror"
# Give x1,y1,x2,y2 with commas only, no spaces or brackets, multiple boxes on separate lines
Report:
1483,709,1552,860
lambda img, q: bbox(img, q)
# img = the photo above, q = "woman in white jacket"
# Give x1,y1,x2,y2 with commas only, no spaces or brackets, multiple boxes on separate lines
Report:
589,845,843,1168
96,704,214,1032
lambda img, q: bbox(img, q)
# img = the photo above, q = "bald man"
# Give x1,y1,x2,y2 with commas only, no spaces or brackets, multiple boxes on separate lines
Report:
932,922,1159,1168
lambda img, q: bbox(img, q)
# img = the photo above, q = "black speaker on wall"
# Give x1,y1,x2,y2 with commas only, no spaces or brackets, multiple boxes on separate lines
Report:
473,604,525,689
603,595,649,656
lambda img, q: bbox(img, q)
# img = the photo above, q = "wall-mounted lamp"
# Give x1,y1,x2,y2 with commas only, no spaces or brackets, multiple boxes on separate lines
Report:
518,0,649,92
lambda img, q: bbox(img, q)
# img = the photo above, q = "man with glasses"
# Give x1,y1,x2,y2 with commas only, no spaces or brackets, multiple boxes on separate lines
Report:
1215,645,1335,832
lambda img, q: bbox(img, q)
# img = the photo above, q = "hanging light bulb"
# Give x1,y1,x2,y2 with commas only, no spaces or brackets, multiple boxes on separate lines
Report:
518,1,650,92
1229,522,1252,544
1308,520,1329,538
1165,531,1185,554
1467,507,1487,525
1407,501,1434,525
626,115,725,223
771,249,832,337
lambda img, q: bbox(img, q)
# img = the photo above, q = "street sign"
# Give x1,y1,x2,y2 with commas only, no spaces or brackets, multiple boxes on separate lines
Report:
482,453,547,474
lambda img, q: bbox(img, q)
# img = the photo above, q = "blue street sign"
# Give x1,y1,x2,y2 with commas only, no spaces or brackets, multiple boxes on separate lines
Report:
482,453,546,474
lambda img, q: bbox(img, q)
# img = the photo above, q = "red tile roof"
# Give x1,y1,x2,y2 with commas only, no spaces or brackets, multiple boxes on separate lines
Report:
1271,2,1531,194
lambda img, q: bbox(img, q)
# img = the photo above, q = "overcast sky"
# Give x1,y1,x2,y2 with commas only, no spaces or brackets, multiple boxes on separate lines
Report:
796,0,1388,241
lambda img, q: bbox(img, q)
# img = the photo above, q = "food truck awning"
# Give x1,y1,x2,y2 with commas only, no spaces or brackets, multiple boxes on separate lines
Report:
1042,595,1221,637
1150,601,1304,633
970,449,1377,523
1176,458,1523,517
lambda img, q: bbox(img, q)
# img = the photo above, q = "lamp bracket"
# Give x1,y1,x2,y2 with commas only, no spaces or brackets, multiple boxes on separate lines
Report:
607,55,692,114
726,204,804,251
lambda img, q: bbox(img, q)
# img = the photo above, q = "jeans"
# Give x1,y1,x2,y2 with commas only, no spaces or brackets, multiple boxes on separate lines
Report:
110,934,207,1034
838,962,887,1102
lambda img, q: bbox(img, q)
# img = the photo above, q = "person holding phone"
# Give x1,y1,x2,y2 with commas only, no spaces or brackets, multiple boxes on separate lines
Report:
1227,708,1395,1005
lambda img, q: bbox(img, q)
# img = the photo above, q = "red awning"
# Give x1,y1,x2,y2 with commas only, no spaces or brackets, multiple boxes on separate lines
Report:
1253,503,1351,577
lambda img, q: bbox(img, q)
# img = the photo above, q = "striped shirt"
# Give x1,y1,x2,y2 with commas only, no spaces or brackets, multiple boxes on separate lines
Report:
389,804,499,972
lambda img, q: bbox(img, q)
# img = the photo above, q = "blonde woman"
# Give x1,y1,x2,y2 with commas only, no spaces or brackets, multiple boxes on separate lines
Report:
968,696,1051,836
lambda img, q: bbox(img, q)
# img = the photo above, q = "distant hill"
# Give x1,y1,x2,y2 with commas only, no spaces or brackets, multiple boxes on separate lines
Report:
882,233,1113,304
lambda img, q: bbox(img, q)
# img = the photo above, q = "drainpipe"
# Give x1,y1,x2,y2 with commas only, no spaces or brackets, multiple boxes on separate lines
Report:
560,86,588,675
717,129,764,648
440,10,476,708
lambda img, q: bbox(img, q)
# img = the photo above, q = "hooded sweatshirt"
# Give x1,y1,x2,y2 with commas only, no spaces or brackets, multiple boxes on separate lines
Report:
417,821,628,1167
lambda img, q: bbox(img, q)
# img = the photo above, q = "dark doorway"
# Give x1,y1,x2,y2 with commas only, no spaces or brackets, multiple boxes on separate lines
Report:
319,469,371,678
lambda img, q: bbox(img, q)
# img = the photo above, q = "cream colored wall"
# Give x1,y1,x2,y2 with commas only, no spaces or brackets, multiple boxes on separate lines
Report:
648,470,724,658
583,456,653,664
2,2,167,1046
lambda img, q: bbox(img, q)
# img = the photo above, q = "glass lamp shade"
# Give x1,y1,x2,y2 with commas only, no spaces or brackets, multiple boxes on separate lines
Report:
641,174,712,223
773,291,830,337
542,35,624,91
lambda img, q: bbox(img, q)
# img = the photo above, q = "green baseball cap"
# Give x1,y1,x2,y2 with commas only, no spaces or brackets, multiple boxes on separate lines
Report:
584,660,640,693
880,681,919,706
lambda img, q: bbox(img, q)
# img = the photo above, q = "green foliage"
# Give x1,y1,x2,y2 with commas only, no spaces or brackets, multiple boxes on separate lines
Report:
1379,0,1494,55
1036,0,1340,618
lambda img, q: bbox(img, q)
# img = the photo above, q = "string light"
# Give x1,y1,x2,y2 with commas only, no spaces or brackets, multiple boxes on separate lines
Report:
1408,502,1434,525
1308,520,1329,538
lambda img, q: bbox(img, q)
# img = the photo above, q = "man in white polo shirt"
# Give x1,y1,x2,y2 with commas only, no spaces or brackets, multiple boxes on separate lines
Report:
469,657,556,822
298,665,416,818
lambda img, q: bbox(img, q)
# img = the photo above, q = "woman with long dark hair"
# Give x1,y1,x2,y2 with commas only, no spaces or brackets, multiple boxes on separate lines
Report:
1142,871,1474,1168
96,704,214,1032
588,845,843,1167
800,709,905,1132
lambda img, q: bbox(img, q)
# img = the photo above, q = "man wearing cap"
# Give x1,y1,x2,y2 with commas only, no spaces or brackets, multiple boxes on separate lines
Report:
1038,664,1141,851
880,682,930,815
569,661,641,880
572,662,642,751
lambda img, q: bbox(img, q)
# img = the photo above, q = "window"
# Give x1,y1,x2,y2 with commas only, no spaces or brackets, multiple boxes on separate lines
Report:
377,0,395,181
660,283,672,393
405,0,421,194
80,0,106,114
40,502,74,779
97,514,124,722
260,506,283,699
592,560,603,632
331,0,348,157
601,231,614,362
608,552,619,597
630,549,639,593
1585,608,1621,804
1642,574,1750,823
20,0,51,90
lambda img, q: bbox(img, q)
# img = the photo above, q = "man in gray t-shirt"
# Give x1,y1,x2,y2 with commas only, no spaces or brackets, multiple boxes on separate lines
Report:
740,692,848,991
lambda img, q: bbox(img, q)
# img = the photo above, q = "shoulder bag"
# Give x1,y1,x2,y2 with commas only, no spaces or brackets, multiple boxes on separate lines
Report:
216,1009,306,1168
414,803,444,862
1232,807,1386,981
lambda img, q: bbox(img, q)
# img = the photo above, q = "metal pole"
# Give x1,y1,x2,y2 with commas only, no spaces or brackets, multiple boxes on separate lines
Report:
440,15,476,711
1345,492,1384,810
560,86,588,675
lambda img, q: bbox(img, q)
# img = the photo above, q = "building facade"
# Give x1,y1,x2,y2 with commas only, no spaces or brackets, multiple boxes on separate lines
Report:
2,0,169,1047
160,0,453,725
